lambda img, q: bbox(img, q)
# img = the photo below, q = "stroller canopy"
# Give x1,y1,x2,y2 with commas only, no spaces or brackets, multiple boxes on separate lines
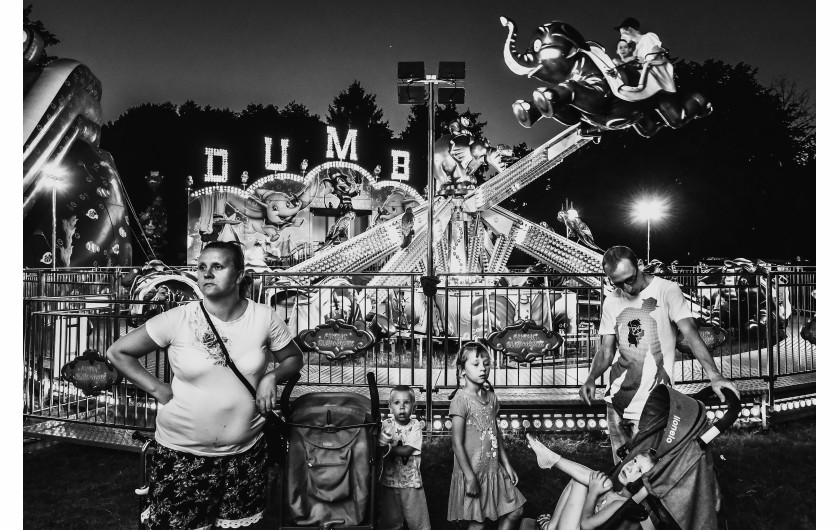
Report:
612,385,719,530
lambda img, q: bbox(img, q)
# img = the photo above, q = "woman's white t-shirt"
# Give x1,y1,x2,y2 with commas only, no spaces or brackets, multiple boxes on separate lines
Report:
145,299,292,456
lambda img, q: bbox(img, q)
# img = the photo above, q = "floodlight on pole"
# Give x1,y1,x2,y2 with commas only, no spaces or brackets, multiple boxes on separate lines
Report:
632,197,667,263
397,61,465,432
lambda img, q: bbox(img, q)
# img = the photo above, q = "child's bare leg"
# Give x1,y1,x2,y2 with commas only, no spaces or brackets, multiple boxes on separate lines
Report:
554,481,589,530
466,521,486,530
542,480,589,530
498,505,524,530
526,434,595,485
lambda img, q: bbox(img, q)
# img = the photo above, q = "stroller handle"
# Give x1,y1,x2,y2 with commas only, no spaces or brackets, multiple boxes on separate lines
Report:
700,387,741,445
367,372,381,424
280,372,302,419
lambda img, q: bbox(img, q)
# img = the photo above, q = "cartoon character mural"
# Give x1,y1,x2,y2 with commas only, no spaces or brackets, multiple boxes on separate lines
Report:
372,190,420,225
187,161,396,266
500,17,712,137
188,175,321,266
322,167,360,211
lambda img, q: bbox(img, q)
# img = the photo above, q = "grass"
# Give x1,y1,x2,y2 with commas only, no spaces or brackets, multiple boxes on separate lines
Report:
24,418,815,529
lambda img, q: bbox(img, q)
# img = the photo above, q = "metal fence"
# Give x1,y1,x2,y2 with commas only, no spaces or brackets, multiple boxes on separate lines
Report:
23,269,816,431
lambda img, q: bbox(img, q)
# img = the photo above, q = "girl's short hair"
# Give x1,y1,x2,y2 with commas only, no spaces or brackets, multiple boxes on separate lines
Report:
199,241,254,298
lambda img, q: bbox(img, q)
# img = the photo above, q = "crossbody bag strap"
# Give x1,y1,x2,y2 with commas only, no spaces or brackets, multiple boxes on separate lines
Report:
199,301,257,399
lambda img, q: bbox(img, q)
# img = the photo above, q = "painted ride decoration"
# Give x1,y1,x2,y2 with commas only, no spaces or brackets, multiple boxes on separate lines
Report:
487,319,563,363
60,348,122,396
121,260,201,326
298,319,376,362
500,16,712,138
23,28,132,268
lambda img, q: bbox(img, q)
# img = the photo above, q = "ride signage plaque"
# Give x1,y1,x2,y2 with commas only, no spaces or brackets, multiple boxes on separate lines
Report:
299,319,375,361
60,349,123,396
487,320,563,363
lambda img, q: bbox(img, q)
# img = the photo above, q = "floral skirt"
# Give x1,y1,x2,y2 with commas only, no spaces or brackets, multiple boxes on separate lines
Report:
447,469,526,522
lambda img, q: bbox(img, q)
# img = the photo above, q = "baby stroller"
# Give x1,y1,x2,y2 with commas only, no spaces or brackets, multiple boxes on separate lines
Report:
599,384,741,530
277,371,382,529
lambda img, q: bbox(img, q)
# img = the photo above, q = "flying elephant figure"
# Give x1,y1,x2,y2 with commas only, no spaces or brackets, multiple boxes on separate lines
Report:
500,17,712,138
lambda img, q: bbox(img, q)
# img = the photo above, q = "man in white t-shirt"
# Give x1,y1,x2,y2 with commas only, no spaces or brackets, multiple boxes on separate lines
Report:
580,246,740,462
613,17,676,94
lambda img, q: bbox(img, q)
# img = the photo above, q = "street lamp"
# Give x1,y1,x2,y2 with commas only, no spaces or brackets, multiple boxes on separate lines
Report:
632,197,667,263
44,165,67,270
397,61,465,431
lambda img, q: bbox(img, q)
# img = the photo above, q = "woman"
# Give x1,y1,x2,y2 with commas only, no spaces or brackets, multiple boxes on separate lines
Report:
107,241,303,529
526,434,656,530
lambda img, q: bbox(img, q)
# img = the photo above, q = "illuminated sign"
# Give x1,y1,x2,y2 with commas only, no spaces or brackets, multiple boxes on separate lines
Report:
390,150,410,181
204,147,229,183
326,125,359,161
264,137,289,172
202,126,409,185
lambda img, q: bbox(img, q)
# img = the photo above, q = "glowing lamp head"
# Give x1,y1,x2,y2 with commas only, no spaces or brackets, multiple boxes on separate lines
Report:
632,197,668,223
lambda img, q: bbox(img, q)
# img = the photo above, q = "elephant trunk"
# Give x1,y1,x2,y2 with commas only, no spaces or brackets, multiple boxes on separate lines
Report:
294,175,321,209
500,16,537,77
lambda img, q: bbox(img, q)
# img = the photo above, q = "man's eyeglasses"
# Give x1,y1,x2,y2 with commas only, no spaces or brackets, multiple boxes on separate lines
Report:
608,268,639,289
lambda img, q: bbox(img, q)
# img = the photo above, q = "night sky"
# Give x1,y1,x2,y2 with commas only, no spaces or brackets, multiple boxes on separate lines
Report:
27,0,815,148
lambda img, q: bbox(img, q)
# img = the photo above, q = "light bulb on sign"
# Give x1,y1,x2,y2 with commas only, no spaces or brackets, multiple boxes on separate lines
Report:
204,148,229,183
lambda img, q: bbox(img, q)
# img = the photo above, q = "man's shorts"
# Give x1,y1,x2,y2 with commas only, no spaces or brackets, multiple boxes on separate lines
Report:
379,484,431,530
141,436,268,530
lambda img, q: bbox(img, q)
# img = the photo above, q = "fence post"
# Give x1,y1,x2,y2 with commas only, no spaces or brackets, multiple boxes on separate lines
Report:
765,270,775,413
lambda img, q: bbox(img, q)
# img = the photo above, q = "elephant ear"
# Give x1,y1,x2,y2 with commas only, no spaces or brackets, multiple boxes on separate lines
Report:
551,21,590,52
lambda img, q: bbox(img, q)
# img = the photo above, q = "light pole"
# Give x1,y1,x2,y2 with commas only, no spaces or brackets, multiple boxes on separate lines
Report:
398,61,465,431
632,197,667,263
45,166,66,269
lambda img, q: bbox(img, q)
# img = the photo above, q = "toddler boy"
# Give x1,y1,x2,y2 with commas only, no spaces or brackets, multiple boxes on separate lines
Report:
378,386,430,530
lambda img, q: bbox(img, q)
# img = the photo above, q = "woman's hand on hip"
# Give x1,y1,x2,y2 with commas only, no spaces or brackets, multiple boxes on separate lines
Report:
255,372,278,415
154,383,173,406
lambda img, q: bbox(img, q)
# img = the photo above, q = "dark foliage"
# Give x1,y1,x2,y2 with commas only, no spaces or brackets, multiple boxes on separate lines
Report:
23,5,60,66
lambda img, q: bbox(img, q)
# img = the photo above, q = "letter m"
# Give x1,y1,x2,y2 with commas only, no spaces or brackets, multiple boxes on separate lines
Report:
326,125,358,161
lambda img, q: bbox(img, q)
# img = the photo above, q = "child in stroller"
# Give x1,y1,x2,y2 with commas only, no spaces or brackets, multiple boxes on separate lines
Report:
525,434,657,530
525,383,740,530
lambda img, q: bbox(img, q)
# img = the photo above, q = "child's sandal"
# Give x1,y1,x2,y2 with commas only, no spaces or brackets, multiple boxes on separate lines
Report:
536,513,552,530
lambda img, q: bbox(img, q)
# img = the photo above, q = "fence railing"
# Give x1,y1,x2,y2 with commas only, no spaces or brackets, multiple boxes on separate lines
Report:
23,269,816,431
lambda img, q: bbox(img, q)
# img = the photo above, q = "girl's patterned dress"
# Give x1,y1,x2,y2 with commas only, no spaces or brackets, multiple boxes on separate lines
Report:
447,388,526,521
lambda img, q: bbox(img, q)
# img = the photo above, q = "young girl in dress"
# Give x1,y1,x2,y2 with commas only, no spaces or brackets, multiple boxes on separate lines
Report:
448,342,526,530
526,434,657,530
